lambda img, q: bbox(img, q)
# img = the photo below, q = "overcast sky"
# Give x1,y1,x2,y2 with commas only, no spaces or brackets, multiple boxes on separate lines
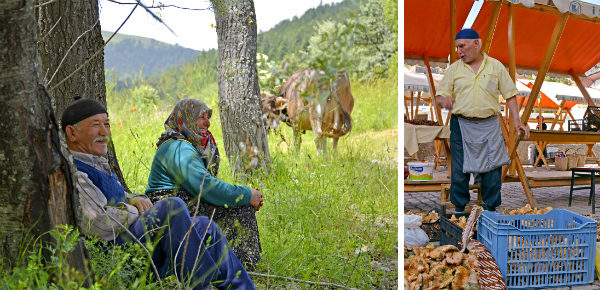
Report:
99,0,344,51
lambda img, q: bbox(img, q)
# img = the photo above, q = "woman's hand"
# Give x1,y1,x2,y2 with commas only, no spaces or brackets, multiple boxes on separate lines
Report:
249,188,264,211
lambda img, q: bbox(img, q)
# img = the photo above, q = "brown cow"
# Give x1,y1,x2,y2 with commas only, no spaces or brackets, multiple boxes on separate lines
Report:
260,93,288,133
274,68,354,155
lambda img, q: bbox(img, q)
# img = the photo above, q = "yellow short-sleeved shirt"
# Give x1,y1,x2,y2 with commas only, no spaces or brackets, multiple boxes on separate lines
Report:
436,51,519,118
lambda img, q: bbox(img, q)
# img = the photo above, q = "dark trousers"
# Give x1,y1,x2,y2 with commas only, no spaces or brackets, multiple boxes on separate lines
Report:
115,197,255,290
450,115,503,211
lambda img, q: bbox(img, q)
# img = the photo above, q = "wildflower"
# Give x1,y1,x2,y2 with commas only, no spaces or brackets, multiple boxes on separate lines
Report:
130,108,137,112
295,198,298,202
276,200,279,206
260,183,265,187
117,122,121,126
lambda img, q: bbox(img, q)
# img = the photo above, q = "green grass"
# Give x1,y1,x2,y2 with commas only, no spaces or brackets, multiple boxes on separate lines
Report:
107,76,398,289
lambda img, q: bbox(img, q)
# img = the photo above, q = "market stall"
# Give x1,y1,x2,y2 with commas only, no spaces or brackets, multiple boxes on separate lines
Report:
404,0,476,183
471,0,600,208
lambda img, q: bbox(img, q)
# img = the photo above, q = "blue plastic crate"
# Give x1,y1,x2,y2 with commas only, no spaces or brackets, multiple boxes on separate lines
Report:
477,209,597,289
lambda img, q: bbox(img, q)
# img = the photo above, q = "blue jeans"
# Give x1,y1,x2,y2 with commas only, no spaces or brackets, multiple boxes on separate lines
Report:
450,115,502,211
115,197,255,290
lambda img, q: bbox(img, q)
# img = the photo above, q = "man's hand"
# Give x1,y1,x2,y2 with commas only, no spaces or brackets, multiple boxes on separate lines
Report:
514,122,530,139
249,188,264,212
436,96,455,110
129,197,152,215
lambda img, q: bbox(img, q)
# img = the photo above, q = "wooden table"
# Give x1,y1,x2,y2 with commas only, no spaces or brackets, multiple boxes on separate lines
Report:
404,123,452,175
404,173,451,192
524,130,600,170
504,170,595,188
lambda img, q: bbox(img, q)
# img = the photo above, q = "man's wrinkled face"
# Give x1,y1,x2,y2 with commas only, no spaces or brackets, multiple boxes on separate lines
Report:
455,39,481,64
67,113,111,157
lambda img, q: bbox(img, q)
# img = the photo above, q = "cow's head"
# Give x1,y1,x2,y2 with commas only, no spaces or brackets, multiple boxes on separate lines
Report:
260,94,288,132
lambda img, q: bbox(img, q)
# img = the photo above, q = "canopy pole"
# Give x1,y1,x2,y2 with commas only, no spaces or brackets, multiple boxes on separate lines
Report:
508,3,516,81
499,114,538,207
410,91,415,120
404,97,410,119
503,11,569,184
551,100,565,131
538,98,542,129
506,12,569,164
424,51,452,175
482,1,502,53
415,91,422,120
424,52,444,125
569,68,596,106
450,0,457,64
507,3,517,157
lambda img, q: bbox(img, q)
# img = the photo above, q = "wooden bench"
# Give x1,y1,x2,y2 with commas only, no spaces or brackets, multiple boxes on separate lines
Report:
405,174,482,213
441,184,483,211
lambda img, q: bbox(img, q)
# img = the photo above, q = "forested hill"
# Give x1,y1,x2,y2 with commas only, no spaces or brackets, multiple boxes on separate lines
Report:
101,31,199,80
256,0,360,62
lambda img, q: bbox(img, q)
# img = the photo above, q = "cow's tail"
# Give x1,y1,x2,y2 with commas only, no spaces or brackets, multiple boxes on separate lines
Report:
320,96,352,138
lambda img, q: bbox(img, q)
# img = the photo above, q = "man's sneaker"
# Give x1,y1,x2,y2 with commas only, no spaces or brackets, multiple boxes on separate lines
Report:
454,208,465,214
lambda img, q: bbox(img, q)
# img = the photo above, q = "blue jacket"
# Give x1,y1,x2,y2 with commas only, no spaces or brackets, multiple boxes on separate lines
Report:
145,139,252,207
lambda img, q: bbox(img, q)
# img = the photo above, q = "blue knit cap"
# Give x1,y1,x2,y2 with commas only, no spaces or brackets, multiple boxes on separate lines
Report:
455,28,480,40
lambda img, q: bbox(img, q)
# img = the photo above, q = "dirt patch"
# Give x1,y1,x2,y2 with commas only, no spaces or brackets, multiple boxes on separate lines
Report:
371,129,398,138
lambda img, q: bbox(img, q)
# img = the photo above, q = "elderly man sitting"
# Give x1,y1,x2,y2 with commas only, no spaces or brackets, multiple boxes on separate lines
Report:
61,97,255,289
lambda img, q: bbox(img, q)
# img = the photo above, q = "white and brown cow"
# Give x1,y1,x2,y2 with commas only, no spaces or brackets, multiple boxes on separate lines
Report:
272,68,354,155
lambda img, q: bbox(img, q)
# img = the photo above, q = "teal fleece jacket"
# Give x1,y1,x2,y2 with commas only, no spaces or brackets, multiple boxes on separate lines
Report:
145,139,252,207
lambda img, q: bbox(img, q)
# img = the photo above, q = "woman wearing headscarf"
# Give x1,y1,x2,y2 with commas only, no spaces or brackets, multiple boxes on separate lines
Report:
145,98,263,268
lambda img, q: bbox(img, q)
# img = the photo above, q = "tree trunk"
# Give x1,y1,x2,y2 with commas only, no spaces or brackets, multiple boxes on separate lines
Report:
212,0,271,178
0,0,91,285
36,0,130,192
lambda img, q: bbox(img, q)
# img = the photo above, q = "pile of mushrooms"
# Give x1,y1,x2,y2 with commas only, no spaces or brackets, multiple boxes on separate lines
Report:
500,204,553,215
404,243,480,290
405,210,440,223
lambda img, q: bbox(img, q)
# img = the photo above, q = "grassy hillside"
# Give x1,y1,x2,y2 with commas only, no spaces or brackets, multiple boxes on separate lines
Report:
105,74,398,289
101,30,199,80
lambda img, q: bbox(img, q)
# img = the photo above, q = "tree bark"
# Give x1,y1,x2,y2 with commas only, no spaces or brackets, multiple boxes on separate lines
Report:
0,0,91,285
212,0,271,178
36,0,130,192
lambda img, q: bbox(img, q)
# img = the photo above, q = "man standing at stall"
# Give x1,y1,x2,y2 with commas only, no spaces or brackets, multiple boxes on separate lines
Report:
435,29,530,213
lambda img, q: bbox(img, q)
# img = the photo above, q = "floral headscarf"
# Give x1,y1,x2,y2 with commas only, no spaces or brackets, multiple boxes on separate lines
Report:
156,98,220,176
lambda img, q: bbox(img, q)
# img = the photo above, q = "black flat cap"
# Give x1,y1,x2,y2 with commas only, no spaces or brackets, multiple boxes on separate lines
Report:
61,97,108,131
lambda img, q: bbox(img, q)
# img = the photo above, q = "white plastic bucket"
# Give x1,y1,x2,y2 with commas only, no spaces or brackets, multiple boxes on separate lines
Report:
407,162,434,181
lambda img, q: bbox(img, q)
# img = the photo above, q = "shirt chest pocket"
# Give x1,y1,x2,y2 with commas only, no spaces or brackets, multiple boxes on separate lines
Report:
480,75,499,97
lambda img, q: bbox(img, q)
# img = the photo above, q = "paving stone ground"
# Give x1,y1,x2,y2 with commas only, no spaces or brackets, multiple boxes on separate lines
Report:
404,165,600,218
404,164,600,289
